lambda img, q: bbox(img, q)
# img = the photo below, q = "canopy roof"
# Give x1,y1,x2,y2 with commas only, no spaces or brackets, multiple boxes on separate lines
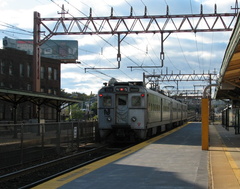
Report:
215,14,240,101
0,88,82,109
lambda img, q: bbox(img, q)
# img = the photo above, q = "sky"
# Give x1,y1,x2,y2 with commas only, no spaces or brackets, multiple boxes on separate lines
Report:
0,0,238,95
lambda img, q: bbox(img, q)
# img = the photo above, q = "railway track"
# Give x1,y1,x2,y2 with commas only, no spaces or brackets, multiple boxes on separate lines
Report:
0,144,131,188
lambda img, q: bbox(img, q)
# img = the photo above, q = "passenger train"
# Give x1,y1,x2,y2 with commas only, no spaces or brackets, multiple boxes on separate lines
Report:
97,81,188,142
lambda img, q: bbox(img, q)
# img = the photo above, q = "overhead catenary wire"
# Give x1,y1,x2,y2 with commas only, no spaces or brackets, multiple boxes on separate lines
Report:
63,0,154,76
163,0,195,73
0,1,119,87
49,1,120,72
49,0,136,81
116,0,162,73
189,0,202,72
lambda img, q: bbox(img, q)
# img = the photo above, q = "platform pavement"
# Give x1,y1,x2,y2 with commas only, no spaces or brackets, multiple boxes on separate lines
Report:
34,123,240,189
209,124,240,188
34,123,208,189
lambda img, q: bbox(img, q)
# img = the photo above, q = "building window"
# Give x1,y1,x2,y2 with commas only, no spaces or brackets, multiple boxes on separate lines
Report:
9,61,13,75
48,67,52,80
27,64,31,78
54,69,58,80
41,67,45,79
48,88,52,94
27,84,31,91
1,60,5,74
20,64,24,77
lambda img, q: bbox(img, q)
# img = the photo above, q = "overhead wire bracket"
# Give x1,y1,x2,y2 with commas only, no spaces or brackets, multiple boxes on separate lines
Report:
127,32,171,70
85,33,127,72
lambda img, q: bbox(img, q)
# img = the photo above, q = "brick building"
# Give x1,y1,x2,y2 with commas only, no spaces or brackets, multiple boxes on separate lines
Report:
0,48,61,122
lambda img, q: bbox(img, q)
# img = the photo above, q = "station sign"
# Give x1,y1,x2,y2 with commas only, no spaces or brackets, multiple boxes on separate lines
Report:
3,37,78,62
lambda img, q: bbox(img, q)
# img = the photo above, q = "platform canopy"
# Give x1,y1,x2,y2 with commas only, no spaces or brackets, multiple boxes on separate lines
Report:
0,88,82,122
215,15,240,101
0,88,82,108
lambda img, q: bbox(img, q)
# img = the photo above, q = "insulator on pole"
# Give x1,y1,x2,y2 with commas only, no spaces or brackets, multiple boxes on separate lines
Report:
160,52,164,60
89,8,92,17
117,53,121,62
111,7,113,17
144,6,147,16
200,4,203,14
117,34,121,65
214,4,217,14
130,6,133,16
166,5,169,15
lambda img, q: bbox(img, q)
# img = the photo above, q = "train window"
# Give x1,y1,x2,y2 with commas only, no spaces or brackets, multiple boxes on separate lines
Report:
132,96,141,106
103,96,112,107
118,96,127,105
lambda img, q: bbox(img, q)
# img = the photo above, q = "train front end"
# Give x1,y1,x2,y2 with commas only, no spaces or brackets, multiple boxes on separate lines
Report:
98,82,147,142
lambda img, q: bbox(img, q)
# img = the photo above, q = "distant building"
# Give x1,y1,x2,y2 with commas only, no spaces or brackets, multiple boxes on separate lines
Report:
3,37,78,62
0,48,61,122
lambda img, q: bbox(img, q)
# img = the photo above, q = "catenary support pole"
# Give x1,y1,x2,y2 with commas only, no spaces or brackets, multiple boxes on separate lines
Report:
202,84,218,150
201,98,209,150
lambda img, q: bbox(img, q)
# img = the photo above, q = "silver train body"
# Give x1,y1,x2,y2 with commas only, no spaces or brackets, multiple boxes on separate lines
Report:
97,81,188,142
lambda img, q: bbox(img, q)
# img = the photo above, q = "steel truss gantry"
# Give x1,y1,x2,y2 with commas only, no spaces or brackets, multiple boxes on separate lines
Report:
33,4,238,92
143,71,218,97
39,5,236,40
144,72,218,82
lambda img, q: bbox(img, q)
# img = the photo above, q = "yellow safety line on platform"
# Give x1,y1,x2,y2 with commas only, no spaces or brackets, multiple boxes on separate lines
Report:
224,147,240,185
210,126,240,188
33,123,189,189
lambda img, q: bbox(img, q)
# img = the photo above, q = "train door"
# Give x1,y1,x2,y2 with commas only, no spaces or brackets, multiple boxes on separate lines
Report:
160,98,163,121
116,94,128,124
170,100,173,124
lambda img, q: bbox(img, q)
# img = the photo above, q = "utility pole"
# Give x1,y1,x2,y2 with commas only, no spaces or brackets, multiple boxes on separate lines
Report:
33,12,41,92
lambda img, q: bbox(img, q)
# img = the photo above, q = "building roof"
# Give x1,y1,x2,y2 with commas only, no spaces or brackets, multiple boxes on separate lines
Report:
215,14,240,101
0,88,82,109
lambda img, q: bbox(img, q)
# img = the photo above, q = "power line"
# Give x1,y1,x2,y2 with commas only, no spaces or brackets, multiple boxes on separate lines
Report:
49,0,135,81
60,0,152,77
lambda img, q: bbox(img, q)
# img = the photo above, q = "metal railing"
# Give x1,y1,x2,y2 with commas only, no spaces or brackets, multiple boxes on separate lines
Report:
0,121,98,169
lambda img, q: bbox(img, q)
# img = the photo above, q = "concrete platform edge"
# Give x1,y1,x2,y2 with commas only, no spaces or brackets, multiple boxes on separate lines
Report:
209,124,240,189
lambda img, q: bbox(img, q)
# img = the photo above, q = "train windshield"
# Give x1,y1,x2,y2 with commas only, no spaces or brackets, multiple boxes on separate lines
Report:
116,95,128,124
131,96,141,106
103,96,112,107
118,96,127,105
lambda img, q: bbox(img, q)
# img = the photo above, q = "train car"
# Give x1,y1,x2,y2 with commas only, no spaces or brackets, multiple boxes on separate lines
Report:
97,81,187,142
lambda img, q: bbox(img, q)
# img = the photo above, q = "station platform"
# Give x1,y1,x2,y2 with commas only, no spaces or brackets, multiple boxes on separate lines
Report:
33,122,240,189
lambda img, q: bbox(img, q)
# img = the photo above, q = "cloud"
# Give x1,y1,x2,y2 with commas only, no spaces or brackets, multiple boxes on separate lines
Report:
61,71,104,94
0,0,236,95
0,2,7,8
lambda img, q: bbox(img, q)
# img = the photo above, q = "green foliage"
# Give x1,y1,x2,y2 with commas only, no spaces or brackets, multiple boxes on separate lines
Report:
61,90,98,121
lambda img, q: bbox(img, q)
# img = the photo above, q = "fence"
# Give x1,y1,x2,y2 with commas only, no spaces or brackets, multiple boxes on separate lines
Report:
0,121,98,169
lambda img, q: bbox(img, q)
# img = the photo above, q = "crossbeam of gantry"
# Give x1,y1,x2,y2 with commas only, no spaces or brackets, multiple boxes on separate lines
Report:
144,73,218,82
39,12,237,43
33,11,237,92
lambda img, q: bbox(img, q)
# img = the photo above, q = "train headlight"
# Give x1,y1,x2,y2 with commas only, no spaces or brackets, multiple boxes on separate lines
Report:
107,117,112,122
131,117,137,122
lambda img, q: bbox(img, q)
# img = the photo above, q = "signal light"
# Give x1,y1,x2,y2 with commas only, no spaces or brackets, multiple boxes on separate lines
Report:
116,87,127,92
99,94,103,97
141,93,145,97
